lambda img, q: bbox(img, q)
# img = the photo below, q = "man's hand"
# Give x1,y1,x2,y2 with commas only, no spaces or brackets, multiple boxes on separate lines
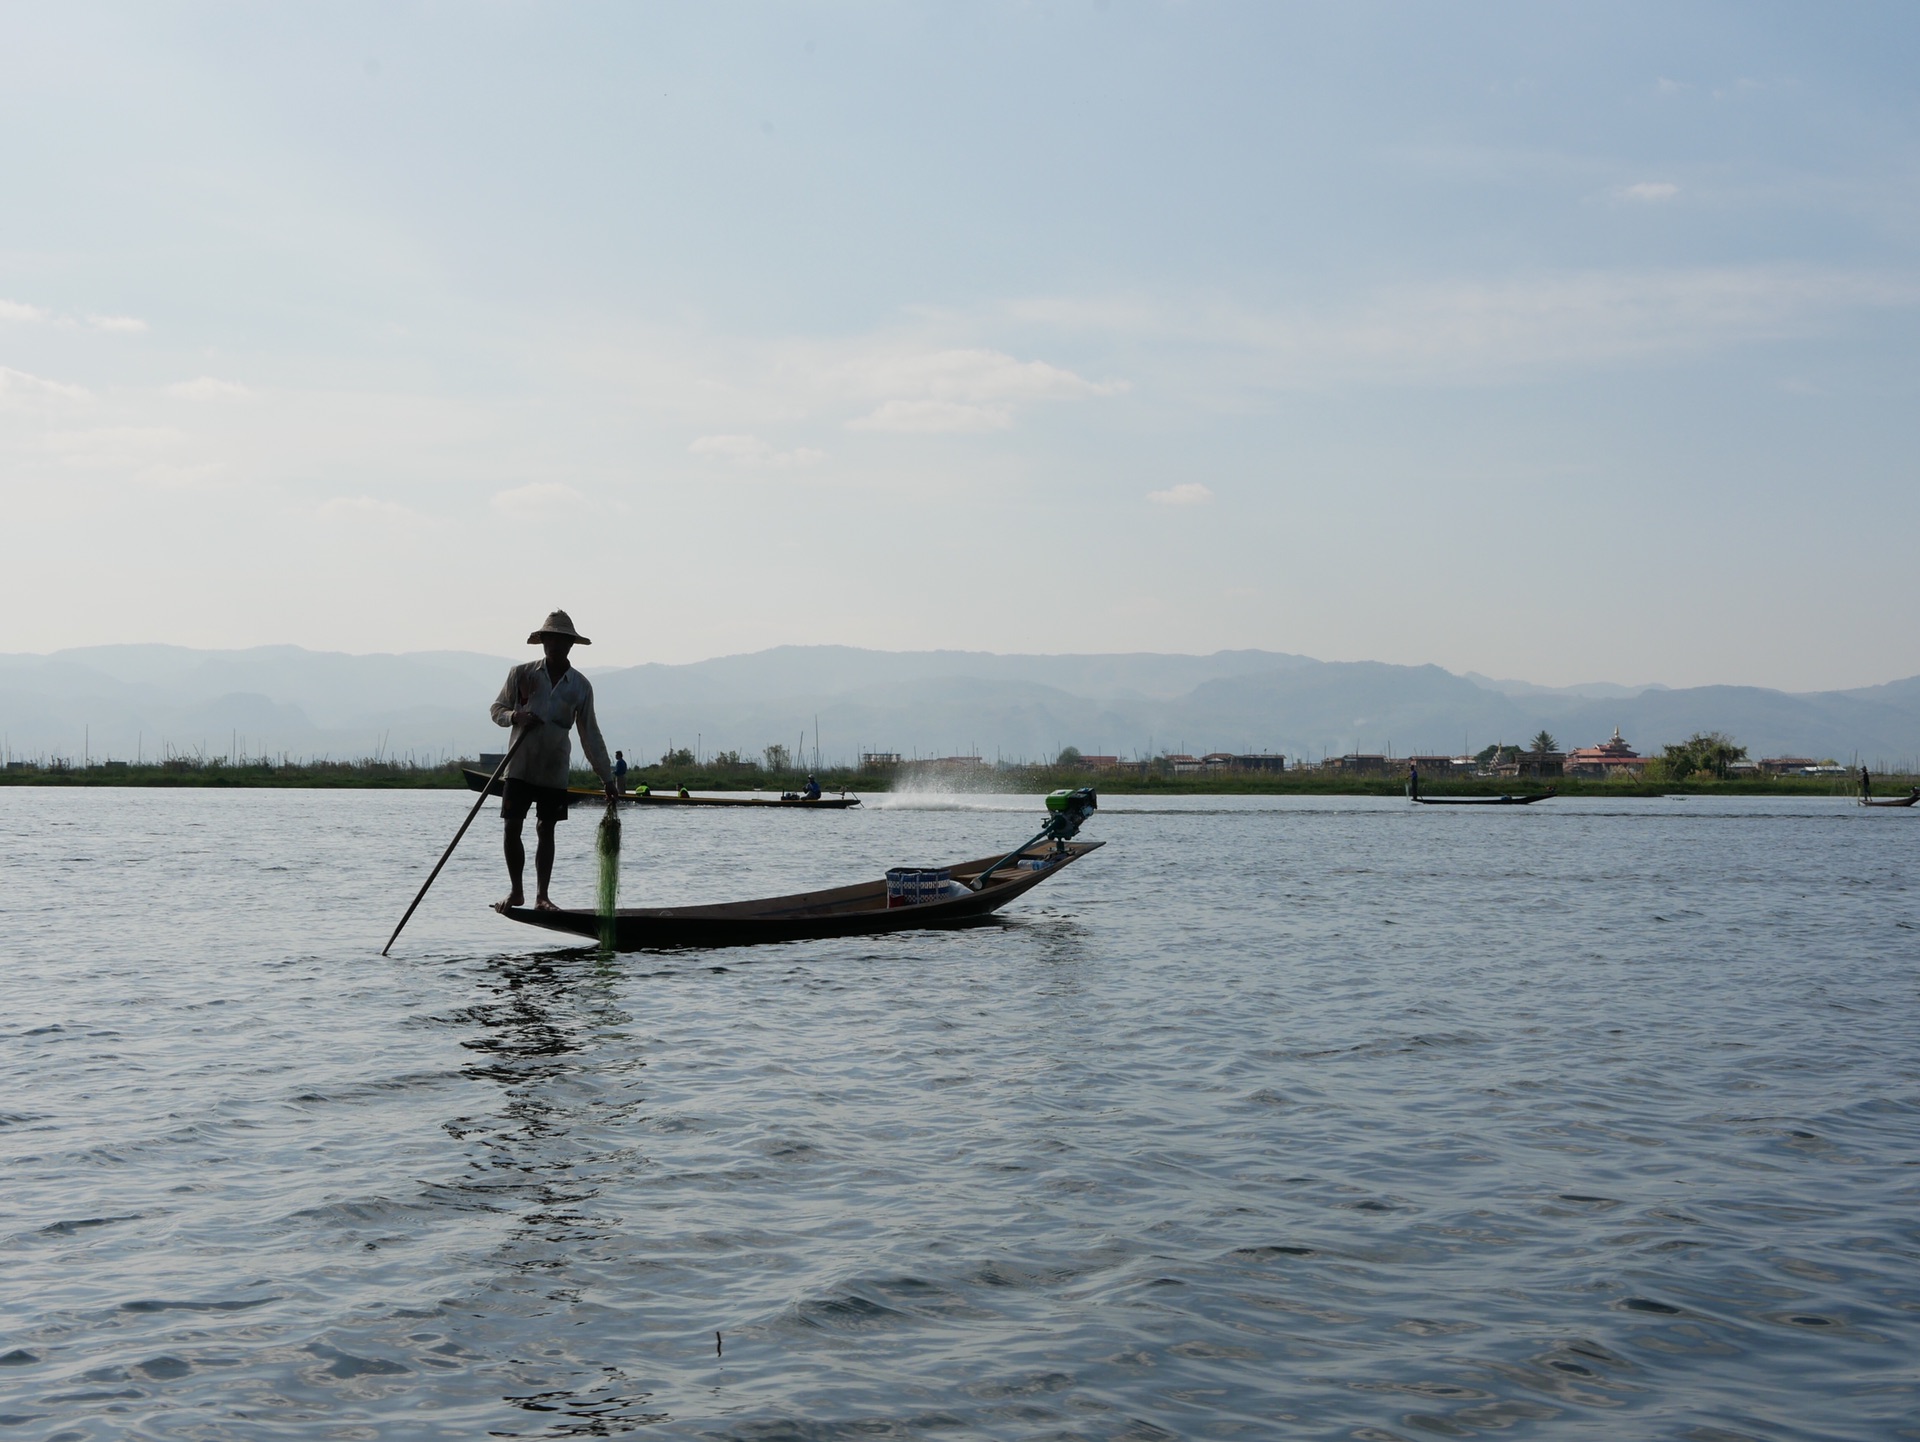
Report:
511,705,541,728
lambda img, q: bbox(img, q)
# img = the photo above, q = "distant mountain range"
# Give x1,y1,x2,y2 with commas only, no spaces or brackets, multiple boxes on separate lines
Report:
3,644,1918,770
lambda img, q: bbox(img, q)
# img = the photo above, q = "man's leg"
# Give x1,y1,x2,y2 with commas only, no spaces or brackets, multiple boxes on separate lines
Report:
502,814,527,907
534,817,558,905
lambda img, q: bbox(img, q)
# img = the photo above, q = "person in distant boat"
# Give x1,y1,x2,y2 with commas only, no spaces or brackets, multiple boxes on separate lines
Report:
490,610,616,913
614,750,628,793
677,783,691,799
802,773,822,801
1861,765,1872,800
1408,759,1419,800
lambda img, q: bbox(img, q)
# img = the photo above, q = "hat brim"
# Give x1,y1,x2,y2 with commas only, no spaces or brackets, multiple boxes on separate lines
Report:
528,630,591,645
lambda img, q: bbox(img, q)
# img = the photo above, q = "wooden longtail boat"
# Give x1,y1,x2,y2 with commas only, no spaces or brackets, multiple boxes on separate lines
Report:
1409,787,1556,806
1860,788,1920,808
496,839,1103,948
461,767,861,809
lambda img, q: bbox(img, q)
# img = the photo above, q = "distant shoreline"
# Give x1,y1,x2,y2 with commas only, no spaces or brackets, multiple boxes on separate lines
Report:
0,761,1896,799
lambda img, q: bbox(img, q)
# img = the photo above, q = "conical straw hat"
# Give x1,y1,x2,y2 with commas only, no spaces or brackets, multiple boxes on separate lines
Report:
527,609,592,645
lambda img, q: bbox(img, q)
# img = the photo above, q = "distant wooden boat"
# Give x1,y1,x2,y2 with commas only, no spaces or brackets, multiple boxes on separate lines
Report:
461,767,861,809
1860,788,1920,808
1410,787,1556,806
496,839,1103,948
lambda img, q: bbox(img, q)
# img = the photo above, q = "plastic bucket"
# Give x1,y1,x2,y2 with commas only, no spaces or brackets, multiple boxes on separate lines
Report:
885,867,952,907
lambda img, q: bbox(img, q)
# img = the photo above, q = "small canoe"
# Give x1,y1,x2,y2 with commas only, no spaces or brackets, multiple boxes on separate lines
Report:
1411,788,1555,806
1860,789,1920,808
497,840,1103,949
461,767,861,809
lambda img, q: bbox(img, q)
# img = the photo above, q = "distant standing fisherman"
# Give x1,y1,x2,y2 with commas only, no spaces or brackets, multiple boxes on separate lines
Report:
491,610,616,912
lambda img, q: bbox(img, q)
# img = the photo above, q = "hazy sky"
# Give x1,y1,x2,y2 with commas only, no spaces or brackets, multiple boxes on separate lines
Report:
3,3,1917,689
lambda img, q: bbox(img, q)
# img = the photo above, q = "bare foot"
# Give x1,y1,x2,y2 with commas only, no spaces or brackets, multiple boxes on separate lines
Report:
494,893,524,913
534,897,562,912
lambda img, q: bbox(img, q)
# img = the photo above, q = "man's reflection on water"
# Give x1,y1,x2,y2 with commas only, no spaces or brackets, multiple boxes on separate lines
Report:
437,949,672,1432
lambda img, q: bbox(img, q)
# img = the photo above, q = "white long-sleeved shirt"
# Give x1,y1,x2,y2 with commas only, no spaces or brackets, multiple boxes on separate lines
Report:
489,660,614,791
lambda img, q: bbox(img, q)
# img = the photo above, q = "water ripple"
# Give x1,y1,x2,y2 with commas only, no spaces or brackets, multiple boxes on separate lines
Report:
2,791,1917,1438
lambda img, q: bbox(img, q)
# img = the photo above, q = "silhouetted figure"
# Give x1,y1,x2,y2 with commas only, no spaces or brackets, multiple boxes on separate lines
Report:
1862,765,1872,801
490,610,616,912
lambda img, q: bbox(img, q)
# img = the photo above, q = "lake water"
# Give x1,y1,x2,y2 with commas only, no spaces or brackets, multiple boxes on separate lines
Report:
3,789,1917,1440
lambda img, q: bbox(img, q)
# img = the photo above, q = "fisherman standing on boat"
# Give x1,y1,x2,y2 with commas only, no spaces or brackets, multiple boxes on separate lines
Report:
491,610,617,913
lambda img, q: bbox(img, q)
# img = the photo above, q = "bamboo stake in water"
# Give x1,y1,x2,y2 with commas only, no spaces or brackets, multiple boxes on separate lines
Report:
381,732,527,956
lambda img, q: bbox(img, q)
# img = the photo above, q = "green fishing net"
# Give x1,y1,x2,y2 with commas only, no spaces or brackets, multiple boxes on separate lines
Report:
596,798,621,947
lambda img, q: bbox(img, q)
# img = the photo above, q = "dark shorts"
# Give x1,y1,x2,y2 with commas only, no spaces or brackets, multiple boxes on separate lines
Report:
501,778,570,825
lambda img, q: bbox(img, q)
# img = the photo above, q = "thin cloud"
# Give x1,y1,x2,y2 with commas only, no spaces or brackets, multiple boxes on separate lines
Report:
1148,482,1213,506
165,377,252,400
0,366,93,404
831,346,1124,404
1006,266,1920,388
846,399,1011,433
35,425,228,488
319,495,419,521
1619,181,1680,202
0,298,147,331
689,433,826,468
490,481,583,519
822,344,1125,432
42,425,185,468
135,462,229,490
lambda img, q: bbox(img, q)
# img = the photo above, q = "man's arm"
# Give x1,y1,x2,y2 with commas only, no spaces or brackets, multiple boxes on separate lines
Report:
490,666,519,729
573,679,616,792
490,664,540,730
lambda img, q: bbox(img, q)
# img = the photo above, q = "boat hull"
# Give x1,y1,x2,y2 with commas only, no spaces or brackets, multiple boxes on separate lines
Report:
497,841,1102,949
1411,790,1555,806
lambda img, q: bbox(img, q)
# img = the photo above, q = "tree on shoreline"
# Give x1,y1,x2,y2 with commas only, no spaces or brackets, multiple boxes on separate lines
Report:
1661,731,1747,780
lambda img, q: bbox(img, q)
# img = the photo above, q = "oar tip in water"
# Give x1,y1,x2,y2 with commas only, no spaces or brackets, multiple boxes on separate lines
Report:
382,733,528,956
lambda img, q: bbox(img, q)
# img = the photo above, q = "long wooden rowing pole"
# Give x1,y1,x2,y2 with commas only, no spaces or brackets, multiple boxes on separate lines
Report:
382,729,529,956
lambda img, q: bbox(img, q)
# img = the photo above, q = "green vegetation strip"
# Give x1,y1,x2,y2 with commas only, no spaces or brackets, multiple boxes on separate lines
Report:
0,758,1897,798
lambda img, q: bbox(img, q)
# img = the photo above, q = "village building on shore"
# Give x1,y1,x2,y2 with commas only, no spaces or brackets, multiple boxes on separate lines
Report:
1563,728,1650,778
1492,748,1566,778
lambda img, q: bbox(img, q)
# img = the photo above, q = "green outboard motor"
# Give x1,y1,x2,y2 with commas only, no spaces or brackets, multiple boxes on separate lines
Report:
973,787,1098,889
1042,787,1098,843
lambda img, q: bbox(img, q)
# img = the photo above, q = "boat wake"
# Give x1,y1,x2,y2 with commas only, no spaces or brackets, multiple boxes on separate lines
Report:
871,793,1034,812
